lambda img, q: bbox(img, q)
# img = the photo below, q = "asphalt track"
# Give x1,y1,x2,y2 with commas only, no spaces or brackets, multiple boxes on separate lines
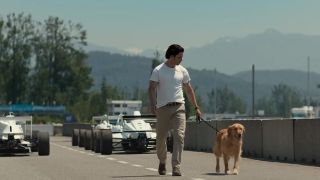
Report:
0,136,319,180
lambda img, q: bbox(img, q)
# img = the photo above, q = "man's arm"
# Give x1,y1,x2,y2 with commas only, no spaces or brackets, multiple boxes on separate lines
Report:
148,80,158,114
183,82,202,118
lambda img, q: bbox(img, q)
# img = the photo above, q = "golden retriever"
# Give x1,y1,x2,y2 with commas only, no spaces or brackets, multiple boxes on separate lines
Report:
213,123,245,175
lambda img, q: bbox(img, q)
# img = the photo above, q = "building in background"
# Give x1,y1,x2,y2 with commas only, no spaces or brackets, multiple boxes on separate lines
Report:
291,106,315,119
107,100,142,116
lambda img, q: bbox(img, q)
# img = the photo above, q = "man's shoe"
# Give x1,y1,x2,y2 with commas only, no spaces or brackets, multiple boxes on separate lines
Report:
172,167,182,176
158,163,166,175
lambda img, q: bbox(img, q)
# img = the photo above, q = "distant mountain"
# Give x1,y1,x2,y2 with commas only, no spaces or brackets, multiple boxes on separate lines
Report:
84,42,129,55
181,29,320,75
140,49,165,59
85,29,320,76
87,51,153,90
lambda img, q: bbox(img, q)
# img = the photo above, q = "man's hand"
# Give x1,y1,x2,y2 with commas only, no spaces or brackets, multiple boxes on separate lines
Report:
195,107,202,123
151,105,157,115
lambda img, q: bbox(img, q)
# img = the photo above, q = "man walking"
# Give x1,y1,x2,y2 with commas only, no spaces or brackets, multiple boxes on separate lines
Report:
149,44,202,176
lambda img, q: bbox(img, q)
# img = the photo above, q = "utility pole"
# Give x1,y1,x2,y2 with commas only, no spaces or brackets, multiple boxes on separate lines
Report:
252,64,255,118
307,56,310,106
214,68,217,118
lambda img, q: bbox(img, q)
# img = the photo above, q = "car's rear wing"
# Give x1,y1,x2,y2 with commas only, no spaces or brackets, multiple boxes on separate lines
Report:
92,115,108,121
0,116,32,122
122,114,156,119
0,116,34,138
91,115,109,125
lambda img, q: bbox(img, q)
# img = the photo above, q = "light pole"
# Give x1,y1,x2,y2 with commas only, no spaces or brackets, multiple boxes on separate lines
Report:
317,84,320,117
307,56,310,106
252,64,255,118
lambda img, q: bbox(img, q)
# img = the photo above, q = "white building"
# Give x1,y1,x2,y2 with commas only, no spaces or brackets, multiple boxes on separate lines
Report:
107,100,142,116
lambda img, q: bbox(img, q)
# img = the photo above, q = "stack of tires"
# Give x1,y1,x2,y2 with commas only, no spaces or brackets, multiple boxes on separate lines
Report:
72,128,112,155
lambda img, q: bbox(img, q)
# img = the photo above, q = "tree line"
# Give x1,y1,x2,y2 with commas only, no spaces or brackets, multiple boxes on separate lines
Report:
150,51,306,118
0,13,106,121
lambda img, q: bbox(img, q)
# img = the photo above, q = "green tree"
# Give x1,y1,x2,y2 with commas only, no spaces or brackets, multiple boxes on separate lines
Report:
256,97,277,116
270,84,302,117
215,86,246,114
100,76,108,107
0,13,35,103
184,86,203,119
0,16,6,101
207,89,216,113
30,16,92,106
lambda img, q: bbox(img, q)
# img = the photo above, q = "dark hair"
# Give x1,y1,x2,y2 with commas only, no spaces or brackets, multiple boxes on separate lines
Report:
165,44,184,59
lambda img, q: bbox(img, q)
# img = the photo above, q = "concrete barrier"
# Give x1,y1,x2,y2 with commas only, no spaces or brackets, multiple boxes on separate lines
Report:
185,122,198,151
63,118,320,165
185,121,217,152
240,120,263,158
196,121,217,152
262,119,294,161
25,124,54,136
53,124,63,135
62,123,92,136
294,119,320,164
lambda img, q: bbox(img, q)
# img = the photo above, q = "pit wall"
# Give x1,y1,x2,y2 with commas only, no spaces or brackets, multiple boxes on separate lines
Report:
184,119,320,165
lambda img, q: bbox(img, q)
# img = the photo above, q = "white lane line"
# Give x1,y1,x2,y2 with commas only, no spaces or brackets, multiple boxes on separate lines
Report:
118,161,129,164
145,168,157,172
53,143,181,177
192,178,206,180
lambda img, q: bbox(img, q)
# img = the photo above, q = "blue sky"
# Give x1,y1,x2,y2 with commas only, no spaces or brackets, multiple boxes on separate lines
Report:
1,0,320,53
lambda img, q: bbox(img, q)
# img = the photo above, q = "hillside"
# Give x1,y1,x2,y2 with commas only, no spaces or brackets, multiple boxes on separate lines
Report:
233,69,320,98
86,51,272,107
86,51,320,110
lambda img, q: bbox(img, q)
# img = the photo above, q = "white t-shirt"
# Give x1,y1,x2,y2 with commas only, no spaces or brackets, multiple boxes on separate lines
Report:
150,63,191,108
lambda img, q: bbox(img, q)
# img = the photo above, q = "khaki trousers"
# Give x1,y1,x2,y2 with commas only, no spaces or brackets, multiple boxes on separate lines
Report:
156,104,186,169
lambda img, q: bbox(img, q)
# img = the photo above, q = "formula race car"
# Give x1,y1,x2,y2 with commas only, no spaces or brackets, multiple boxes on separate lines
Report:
72,113,157,155
119,114,157,152
0,113,50,155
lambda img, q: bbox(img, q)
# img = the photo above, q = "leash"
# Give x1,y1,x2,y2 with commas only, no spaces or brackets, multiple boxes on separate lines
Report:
197,116,220,133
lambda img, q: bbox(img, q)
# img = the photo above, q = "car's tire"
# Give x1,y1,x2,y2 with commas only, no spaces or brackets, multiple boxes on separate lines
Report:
84,129,93,150
92,129,96,152
79,129,86,147
72,129,79,146
94,130,101,153
137,133,147,153
166,131,173,153
38,132,50,156
100,129,112,155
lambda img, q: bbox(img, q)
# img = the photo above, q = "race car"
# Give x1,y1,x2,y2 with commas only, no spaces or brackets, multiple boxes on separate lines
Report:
0,112,50,155
72,113,157,154
119,114,157,152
